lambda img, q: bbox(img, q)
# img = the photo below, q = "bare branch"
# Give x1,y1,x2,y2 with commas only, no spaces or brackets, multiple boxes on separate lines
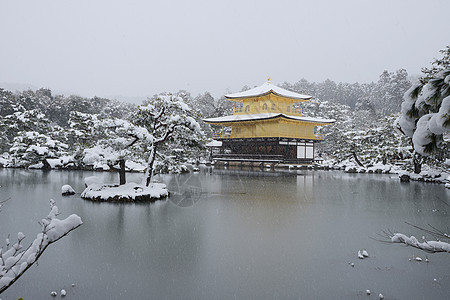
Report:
373,224,450,254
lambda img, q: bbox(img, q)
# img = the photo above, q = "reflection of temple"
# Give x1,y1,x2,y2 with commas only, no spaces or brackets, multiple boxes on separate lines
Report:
203,80,335,164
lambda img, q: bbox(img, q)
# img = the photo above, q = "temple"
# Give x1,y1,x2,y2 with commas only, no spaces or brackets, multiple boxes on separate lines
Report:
203,80,335,164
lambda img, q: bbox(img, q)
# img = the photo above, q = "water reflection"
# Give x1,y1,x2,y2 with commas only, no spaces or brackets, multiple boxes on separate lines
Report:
0,168,449,300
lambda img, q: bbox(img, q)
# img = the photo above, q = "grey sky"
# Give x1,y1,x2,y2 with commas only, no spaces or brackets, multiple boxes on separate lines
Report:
1,0,449,101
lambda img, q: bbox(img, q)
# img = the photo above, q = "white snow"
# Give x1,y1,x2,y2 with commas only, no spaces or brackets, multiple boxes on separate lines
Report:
46,159,63,168
362,249,369,257
61,184,75,195
84,176,102,187
27,145,49,155
412,114,434,155
81,182,168,201
203,113,335,124
28,162,44,169
125,160,146,172
225,81,312,101
0,201,82,293
205,140,223,147
391,233,450,252
82,145,117,167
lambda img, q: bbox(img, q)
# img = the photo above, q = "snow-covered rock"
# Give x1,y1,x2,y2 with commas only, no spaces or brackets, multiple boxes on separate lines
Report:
61,184,76,196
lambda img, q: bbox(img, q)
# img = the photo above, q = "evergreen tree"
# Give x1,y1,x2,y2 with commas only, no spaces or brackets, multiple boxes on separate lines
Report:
398,46,450,169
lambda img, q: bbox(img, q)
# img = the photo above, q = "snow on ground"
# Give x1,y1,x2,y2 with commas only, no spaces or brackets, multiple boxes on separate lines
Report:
81,182,168,202
84,176,102,187
320,158,449,186
124,160,147,172
28,162,44,169
46,159,63,168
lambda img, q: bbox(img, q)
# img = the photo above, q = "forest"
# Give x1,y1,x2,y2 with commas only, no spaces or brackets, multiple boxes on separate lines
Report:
0,48,448,183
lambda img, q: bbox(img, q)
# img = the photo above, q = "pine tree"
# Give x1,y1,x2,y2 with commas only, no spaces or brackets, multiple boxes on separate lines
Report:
398,46,450,171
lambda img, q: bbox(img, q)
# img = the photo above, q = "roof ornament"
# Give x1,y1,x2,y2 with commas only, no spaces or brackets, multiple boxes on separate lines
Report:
267,76,271,82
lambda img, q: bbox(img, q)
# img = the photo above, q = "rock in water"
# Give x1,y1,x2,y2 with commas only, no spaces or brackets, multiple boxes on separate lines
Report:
61,289,67,297
61,184,76,196
358,250,364,259
362,249,369,257
400,174,410,182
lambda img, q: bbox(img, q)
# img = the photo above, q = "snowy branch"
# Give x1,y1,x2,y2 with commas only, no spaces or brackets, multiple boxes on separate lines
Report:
0,200,82,294
390,233,450,253
374,224,450,254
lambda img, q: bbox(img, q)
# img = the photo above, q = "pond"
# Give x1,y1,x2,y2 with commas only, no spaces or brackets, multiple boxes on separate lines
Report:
0,168,449,299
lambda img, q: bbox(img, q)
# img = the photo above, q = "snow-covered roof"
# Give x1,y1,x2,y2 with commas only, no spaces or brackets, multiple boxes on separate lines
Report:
203,113,335,125
225,82,312,101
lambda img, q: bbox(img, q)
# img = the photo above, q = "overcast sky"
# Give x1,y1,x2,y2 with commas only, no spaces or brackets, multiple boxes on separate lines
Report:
1,0,449,101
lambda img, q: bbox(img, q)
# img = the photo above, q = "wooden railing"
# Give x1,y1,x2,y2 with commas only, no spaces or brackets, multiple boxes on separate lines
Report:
232,105,303,116
212,132,232,139
214,153,284,162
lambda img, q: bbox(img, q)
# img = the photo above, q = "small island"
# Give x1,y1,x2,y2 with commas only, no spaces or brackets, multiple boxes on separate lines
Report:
81,182,168,202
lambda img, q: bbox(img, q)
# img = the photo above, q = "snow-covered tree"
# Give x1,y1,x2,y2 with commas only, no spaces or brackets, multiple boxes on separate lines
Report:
0,110,52,153
133,93,204,186
399,47,449,167
0,88,18,116
373,69,411,116
67,111,102,149
8,131,69,168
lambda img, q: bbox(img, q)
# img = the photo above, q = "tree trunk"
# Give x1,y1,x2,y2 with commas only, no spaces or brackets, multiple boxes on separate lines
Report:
119,159,126,185
413,157,422,174
145,145,157,187
352,151,365,168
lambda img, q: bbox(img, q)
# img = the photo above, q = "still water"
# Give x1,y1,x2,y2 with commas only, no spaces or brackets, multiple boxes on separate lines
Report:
0,168,449,299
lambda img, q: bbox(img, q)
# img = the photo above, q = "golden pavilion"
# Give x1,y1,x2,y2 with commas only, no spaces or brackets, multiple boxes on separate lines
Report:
203,80,335,164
